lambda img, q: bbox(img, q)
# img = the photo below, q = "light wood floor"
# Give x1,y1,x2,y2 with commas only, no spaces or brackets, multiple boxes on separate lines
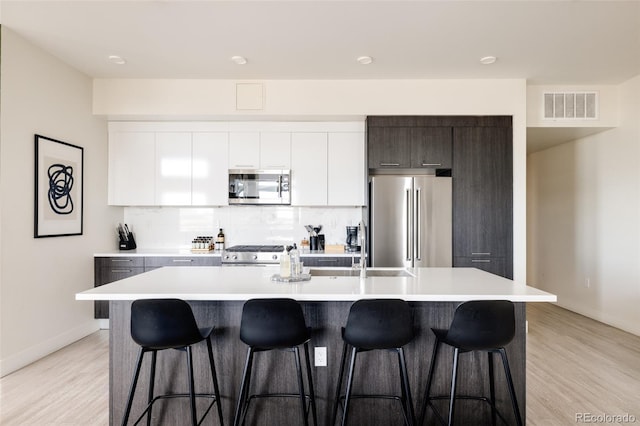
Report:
1,303,639,425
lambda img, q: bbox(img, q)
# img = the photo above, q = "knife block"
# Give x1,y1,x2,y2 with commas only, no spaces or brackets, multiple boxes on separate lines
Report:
119,233,137,250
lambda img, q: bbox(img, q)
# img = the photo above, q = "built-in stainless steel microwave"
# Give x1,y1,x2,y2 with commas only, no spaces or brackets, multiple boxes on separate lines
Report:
228,169,290,205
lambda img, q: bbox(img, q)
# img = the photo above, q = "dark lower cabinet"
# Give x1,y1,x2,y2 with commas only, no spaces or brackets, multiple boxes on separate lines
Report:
453,256,507,278
94,255,222,319
452,124,513,278
94,257,145,319
144,256,221,268
301,256,352,267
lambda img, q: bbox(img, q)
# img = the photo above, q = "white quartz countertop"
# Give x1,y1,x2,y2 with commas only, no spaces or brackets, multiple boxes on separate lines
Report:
93,249,354,257
76,266,556,303
94,249,222,257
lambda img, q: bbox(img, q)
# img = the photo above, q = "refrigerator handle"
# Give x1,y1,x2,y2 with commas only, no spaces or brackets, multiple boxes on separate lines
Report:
406,188,412,261
416,187,422,261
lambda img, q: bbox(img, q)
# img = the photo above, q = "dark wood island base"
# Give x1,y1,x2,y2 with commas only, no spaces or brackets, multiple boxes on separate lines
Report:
110,300,525,426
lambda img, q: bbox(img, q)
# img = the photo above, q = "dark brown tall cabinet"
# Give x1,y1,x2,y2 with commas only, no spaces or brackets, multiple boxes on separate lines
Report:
367,115,513,279
452,119,513,278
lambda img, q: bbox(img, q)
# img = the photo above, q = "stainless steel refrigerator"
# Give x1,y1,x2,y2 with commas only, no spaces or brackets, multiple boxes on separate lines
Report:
370,175,452,268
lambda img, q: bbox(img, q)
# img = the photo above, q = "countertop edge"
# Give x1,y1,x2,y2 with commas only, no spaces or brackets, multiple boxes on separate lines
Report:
77,266,557,303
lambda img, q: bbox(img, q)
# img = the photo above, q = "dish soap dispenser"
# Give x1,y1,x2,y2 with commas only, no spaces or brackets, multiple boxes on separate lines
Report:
280,247,291,278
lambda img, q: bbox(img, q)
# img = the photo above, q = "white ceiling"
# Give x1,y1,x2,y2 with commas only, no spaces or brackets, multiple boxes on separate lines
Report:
1,0,639,151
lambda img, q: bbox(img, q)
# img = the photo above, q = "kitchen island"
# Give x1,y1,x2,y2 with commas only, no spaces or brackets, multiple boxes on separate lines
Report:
77,266,555,425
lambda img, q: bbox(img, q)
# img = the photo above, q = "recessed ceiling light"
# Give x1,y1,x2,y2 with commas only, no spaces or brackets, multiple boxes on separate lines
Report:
356,56,373,65
480,56,497,65
108,55,126,65
231,56,248,65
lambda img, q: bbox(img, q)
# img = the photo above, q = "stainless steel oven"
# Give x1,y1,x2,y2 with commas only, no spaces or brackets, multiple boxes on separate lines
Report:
228,169,290,205
222,245,284,266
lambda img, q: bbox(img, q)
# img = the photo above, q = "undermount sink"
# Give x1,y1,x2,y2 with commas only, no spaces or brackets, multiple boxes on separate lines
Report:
309,268,414,277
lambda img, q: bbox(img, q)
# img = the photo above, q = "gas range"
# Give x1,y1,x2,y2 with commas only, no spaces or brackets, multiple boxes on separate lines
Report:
222,245,284,265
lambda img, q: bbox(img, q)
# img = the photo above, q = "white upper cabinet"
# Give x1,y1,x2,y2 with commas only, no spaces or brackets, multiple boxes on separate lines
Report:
228,132,260,169
328,132,366,206
192,132,229,206
155,132,192,205
291,133,328,206
108,121,364,207
260,132,291,169
108,131,155,205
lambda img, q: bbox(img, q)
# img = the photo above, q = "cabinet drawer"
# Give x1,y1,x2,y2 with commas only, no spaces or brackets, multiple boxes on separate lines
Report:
302,256,352,267
144,256,219,267
95,256,144,268
454,257,507,278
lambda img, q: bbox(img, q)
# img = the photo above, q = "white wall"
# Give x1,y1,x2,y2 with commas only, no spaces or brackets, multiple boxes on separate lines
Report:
0,27,122,376
527,74,640,336
94,78,529,284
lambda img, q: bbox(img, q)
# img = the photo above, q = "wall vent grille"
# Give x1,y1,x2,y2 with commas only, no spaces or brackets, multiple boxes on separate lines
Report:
543,92,598,120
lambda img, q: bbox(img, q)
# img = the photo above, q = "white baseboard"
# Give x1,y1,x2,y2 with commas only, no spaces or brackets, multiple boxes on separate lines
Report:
554,300,640,337
0,320,100,377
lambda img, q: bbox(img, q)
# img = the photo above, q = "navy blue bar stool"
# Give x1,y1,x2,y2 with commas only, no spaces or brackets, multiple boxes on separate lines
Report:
419,300,523,426
121,299,224,426
331,299,416,426
233,298,317,426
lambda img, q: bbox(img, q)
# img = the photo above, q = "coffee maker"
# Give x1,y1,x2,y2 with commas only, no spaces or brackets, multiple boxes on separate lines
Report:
345,226,359,252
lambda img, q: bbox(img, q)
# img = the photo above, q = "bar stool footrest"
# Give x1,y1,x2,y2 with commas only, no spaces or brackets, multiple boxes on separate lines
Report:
131,393,220,426
424,395,511,426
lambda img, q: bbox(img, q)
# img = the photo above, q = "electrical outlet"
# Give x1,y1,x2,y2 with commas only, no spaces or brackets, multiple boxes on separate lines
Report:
314,347,327,367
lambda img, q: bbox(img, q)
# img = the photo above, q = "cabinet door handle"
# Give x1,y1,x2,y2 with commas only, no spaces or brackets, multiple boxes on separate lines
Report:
471,252,491,256
318,259,338,263
111,259,132,263
111,269,133,273
234,164,255,168
471,259,491,263
421,163,441,167
278,175,283,198
172,259,193,263
406,189,412,261
415,187,422,261
380,163,400,167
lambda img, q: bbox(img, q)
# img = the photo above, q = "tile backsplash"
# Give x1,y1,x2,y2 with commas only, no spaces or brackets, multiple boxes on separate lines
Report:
124,206,364,249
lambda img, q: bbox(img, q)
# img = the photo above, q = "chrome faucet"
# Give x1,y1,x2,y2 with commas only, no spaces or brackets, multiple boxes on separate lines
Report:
359,220,367,279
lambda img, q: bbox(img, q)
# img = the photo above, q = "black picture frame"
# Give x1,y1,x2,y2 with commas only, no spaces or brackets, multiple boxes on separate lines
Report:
34,134,84,238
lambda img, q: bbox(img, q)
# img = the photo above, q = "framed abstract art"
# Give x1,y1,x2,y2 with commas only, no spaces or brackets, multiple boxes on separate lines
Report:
34,134,84,237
